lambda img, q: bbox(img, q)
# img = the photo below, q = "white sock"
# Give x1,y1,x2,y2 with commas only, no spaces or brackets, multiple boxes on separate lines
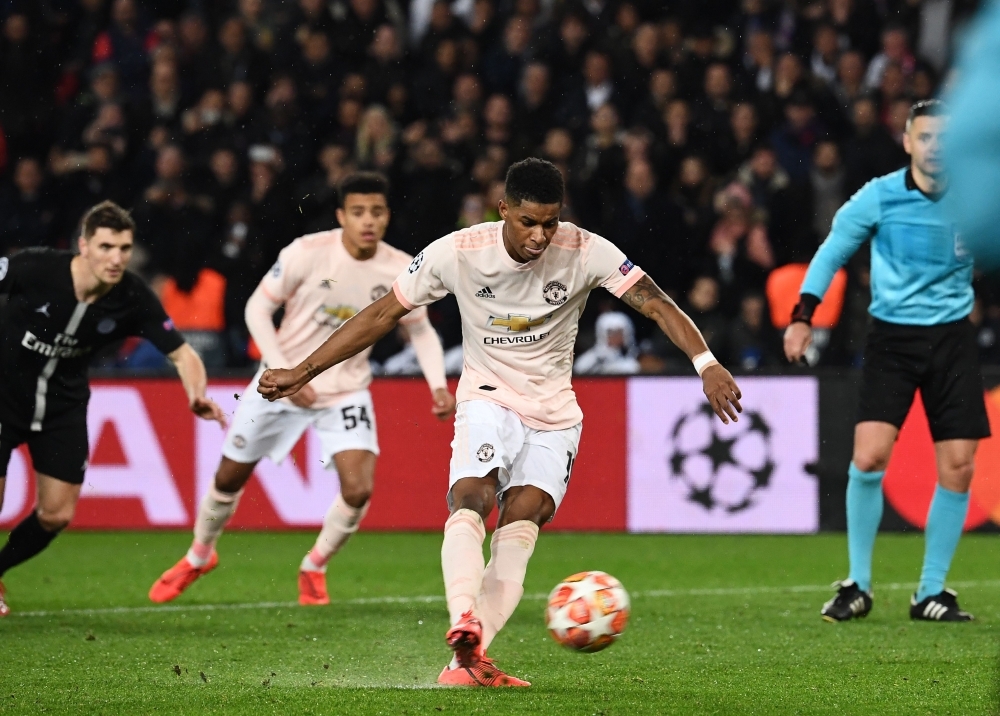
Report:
441,509,487,625
302,494,369,572
478,520,539,650
187,487,243,567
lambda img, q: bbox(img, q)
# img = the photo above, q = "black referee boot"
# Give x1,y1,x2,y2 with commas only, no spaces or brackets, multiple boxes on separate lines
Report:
910,588,974,622
820,579,873,622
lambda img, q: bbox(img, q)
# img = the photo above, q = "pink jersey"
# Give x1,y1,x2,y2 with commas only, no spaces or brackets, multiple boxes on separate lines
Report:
258,229,431,408
393,221,644,429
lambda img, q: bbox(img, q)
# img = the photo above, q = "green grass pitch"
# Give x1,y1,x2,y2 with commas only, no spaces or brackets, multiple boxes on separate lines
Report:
1,531,998,715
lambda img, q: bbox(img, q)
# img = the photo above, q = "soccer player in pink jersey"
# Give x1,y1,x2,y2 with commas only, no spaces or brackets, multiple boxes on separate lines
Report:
150,173,455,605
257,159,742,686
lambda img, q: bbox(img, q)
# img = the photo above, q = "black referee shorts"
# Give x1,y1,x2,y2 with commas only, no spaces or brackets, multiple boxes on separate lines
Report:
0,408,89,485
858,318,991,442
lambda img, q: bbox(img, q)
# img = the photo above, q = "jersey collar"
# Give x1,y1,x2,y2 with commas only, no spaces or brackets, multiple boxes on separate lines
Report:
905,168,946,202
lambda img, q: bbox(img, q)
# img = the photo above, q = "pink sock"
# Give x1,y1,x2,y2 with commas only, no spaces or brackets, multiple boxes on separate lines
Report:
441,509,487,625
187,487,243,567
301,494,369,572
478,520,539,650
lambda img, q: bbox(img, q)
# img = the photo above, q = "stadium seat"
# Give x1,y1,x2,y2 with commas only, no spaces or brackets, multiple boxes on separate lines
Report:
766,263,847,330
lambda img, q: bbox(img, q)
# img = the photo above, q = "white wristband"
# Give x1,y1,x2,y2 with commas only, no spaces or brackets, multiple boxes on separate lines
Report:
692,351,718,376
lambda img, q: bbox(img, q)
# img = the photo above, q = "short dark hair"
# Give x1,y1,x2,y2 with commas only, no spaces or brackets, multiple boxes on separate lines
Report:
907,99,947,130
504,157,564,206
338,171,390,207
81,200,135,238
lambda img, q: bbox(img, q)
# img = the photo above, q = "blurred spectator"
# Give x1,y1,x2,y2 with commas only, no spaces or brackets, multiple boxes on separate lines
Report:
810,24,840,86
132,143,216,285
213,16,269,93
769,91,825,182
609,159,684,292
713,102,758,175
832,50,866,112
727,292,778,370
865,26,915,91
133,59,184,139
514,63,556,154
91,0,155,99
574,312,640,375
843,97,907,195
809,141,846,240
482,16,531,97
709,182,773,312
365,25,407,105
0,158,57,253
631,68,676,133
355,105,398,171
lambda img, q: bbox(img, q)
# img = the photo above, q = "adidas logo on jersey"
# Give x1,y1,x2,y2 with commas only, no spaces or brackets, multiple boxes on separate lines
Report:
476,286,496,299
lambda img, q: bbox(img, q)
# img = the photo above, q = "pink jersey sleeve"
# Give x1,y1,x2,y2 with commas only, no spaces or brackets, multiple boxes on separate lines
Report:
258,241,306,304
585,234,646,297
392,236,456,309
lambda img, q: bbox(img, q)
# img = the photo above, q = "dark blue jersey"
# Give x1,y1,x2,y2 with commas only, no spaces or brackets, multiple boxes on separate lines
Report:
0,248,184,430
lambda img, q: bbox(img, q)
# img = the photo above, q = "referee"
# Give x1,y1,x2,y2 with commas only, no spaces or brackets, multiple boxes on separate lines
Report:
785,100,988,623
0,201,226,616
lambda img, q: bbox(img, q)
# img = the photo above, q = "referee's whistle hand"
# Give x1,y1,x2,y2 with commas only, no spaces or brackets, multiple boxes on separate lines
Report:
783,322,813,363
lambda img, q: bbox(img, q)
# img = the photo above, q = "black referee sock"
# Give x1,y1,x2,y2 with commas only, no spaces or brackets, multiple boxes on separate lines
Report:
0,512,60,577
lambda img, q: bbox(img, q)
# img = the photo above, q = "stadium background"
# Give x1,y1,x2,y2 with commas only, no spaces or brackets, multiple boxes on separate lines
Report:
1,0,998,535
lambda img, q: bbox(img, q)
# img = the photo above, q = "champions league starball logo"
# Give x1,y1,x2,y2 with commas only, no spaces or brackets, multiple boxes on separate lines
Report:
667,403,775,513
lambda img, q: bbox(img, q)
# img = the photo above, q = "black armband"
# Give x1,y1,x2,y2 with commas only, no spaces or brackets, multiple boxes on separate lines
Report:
790,293,821,326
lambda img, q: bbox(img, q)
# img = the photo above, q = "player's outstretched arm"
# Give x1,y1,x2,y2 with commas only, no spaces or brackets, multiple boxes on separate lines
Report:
620,274,743,424
168,344,228,427
257,290,411,401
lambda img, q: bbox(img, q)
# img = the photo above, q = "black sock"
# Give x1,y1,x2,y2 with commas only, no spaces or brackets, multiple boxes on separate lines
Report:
0,512,59,577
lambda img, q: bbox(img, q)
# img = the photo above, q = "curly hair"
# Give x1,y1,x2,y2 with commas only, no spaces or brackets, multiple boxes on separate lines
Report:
504,157,564,206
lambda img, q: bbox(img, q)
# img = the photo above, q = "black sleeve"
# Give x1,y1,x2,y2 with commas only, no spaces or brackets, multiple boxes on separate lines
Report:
129,278,186,355
0,251,29,296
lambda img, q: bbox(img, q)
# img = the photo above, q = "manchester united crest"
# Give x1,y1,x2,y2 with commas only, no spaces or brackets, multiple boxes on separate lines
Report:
543,280,568,306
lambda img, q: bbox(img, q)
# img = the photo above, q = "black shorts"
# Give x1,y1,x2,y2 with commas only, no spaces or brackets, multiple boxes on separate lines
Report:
0,409,89,485
858,318,991,442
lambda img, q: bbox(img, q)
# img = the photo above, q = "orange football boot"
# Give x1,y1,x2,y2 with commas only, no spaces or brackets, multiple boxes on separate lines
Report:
0,580,9,617
445,610,483,667
298,569,330,605
437,656,531,687
148,552,218,603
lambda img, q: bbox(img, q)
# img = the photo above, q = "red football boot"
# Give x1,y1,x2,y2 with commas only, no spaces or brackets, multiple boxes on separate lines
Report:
445,610,483,667
148,552,218,603
0,580,9,617
298,569,330,606
437,656,531,687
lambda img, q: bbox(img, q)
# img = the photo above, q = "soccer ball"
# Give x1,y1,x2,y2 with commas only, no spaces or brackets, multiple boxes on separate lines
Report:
545,571,630,652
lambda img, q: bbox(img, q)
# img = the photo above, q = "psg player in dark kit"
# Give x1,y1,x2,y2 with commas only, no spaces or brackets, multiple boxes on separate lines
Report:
0,201,226,615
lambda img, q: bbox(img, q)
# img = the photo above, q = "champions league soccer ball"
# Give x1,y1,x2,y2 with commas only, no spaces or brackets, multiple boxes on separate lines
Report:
545,571,630,652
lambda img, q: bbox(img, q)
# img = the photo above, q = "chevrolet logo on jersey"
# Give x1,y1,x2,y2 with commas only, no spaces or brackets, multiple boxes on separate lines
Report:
488,314,552,332
315,304,358,329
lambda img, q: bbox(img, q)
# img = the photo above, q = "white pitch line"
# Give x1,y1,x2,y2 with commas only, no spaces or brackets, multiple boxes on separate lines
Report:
10,579,1000,619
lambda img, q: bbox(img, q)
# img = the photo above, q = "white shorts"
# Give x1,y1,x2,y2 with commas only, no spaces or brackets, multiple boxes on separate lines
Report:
222,381,379,466
448,400,582,514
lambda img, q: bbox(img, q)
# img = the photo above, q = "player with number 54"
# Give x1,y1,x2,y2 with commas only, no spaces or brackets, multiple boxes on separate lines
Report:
149,172,455,606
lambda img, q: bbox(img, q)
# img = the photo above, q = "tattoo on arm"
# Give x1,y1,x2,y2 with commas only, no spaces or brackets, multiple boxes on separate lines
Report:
304,362,321,380
621,275,676,316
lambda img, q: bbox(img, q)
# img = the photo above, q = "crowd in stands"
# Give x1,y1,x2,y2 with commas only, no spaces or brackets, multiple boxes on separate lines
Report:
1,0,999,373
